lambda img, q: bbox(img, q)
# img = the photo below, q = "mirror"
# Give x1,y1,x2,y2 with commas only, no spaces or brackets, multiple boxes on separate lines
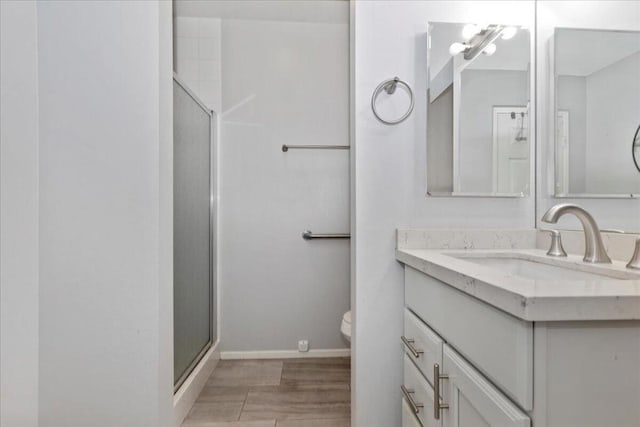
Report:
553,28,640,197
537,1,640,233
426,22,532,197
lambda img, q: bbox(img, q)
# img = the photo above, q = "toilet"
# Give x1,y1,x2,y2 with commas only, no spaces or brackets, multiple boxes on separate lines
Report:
340,310,351,343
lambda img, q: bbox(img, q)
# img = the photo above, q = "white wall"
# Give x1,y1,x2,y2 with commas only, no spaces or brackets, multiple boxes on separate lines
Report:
218,12,350,352
537,1,640,232
557,75,587,192
174,17,222,113
174,1,351,353
158,2,175,424
426,86,453,192
556,52,640,195
35,1,174,425
585,53,640,194
459,70,529,192
0,2,40,426
351,2,535,426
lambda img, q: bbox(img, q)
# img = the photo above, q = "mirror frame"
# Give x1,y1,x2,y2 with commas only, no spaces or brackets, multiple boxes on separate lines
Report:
632,124,640,173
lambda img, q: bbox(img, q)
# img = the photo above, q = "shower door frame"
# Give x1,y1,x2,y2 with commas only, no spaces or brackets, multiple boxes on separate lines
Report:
172,73,218,393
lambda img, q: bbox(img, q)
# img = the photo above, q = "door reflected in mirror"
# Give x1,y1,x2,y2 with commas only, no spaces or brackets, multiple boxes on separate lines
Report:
427,22,532,197
553,28,640,197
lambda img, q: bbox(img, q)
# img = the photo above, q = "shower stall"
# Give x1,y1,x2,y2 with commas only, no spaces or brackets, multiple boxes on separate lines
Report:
173,74,217,391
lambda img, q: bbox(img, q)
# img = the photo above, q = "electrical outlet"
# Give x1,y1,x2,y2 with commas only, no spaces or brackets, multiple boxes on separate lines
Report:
298,340,309,352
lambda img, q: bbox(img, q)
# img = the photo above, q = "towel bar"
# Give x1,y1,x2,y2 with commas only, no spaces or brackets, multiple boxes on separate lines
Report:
302,230,350,240
282,144,349,152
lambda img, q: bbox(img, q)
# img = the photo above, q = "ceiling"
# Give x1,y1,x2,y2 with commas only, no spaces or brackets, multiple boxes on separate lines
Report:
173,0,348,24
556,28,640,76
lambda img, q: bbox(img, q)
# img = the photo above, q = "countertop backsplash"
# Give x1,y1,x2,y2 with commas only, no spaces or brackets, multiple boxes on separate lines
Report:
397,228,639,262
397,229,537,250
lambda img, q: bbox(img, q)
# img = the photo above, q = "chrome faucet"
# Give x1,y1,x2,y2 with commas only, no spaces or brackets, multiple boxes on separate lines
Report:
541,204,612,264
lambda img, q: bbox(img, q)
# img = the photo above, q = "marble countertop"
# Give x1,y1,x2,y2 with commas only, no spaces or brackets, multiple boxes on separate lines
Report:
396,248,640,321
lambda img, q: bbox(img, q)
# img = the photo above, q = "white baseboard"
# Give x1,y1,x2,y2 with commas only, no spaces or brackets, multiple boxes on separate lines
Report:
173,342,220,427
220,348,351,360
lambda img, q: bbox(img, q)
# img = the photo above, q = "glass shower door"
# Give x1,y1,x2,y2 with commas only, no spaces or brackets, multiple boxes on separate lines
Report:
173,76,216,390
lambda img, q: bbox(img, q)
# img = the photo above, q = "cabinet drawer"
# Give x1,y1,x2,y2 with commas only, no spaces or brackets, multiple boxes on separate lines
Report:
403,353,440,427
402,398,424,427
403,308,443,385
442,344,530,427
405,266,533,410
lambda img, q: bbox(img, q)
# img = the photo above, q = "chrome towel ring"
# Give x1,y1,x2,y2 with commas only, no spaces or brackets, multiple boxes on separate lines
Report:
371,77,414,125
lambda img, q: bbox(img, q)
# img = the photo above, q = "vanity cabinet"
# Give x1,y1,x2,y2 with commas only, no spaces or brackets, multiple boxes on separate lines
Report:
401,265,640,427
402,308,529,427
403,354,437,427
441,345,529,427
404,267,532,410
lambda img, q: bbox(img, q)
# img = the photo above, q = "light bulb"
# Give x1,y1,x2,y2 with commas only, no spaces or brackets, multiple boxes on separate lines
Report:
462,24,481,40
501,26,518,40
483,43,497,56
449,42,467,56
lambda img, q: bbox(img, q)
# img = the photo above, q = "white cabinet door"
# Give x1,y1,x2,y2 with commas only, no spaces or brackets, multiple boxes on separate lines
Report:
405,267,533,410
403,354,441,427
403,308,444,385
442,345,530,427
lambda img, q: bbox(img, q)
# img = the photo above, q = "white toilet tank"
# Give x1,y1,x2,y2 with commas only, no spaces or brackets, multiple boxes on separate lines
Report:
340,310,351,343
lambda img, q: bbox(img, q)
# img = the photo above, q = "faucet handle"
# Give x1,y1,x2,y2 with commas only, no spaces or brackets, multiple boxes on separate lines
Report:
541,229,567,257
626,238,640,270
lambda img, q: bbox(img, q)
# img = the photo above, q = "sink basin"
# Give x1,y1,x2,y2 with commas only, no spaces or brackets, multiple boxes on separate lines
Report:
453,255,635,281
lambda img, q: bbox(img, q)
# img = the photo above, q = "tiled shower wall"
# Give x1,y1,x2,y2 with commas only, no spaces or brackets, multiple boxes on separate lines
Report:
174,17,221,113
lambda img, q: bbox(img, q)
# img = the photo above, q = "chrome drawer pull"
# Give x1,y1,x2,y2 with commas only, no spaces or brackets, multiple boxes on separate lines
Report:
433,363,449,420
401,336,424,358
401,385,424,415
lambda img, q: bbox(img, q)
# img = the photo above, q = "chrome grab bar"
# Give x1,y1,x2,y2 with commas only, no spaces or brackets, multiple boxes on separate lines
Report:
282,144,349,152
302,230,350,240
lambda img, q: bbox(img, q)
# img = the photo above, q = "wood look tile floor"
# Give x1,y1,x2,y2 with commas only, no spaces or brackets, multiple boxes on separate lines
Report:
182,358,351,427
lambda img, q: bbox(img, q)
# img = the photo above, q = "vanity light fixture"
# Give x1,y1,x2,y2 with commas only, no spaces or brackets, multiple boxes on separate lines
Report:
462,23,482,40
449,42,468,55
501,26,518,40
483,43,497,56
449,24,518,61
